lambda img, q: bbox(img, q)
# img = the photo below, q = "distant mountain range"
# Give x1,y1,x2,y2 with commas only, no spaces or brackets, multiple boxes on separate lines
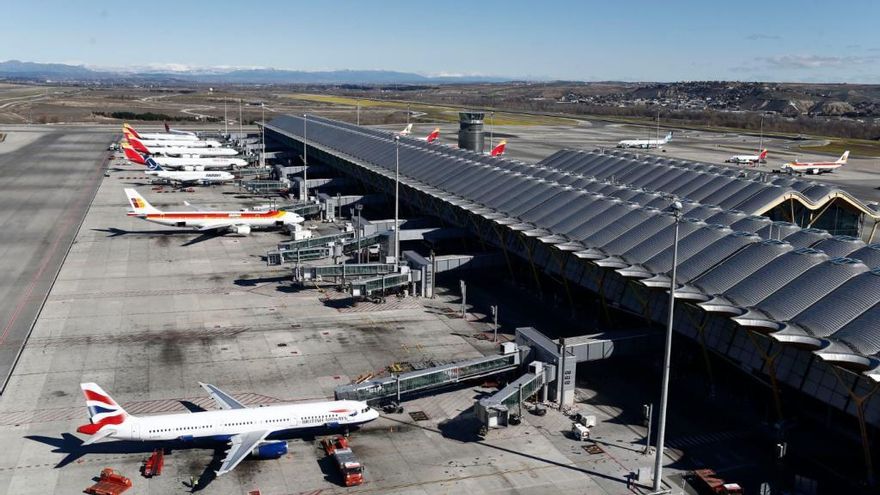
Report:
0,60,512,85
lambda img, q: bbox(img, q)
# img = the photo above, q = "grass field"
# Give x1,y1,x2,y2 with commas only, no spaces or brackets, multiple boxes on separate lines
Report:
286,93,577,126
800,138,880,158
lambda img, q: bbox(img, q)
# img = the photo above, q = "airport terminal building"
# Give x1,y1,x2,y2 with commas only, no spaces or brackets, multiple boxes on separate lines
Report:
264,114,880,481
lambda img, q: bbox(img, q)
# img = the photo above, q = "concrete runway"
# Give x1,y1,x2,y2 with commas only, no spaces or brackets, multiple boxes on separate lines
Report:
0,126,111,392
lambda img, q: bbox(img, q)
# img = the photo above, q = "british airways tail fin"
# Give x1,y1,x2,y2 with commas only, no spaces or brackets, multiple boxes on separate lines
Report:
77,383,131,443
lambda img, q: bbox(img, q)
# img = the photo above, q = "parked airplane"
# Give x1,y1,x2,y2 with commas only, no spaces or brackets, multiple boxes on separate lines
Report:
145,158,234,186
419,128,440,143
125,188,303,235
76,382,379,476
123,129,223,148
782,151,849,174
726,149,768,165
127,136,239,157
165,122,197,137
487,140,507,157
122,144,248,170
123,123,199,142
617,132,673,149
397,123,413,136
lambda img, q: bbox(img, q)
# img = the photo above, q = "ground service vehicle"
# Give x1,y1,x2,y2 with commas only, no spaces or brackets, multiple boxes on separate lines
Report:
322,436,364,486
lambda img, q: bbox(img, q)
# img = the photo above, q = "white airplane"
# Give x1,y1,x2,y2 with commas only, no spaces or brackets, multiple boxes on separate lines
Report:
164,122,197,137
617,131,673,149
127,136,239,157
125,188,303,235
124,123,199,142
396,123,413,136
782,151,849,174
123,130,222,149
726,149,768,165
145,157,234,187
76,382,379,476
414,127,440,143
122,144,248,170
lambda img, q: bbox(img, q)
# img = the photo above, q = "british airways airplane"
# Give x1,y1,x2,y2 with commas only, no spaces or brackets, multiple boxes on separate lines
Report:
76,383,380,476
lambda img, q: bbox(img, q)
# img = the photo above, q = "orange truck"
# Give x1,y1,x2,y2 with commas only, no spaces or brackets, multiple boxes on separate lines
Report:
322,436,364,487
691,468,743,495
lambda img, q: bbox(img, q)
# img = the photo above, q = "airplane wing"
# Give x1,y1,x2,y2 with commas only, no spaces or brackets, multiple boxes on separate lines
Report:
216,430,270,476
196,222,238,232
183,200,217,212
199,382,247,410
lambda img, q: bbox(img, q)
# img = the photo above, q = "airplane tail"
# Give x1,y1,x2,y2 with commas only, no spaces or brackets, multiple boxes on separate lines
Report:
426,128,440,143
77,383,131,444
122,123,140,138
758,149,768,160
664,131,673,142
144,156,164,171
128,136,151,154
490,140,507,156
837,150,850,164
125,188,160,215
164,122,171,133
121,144,146,164
400,123,413,135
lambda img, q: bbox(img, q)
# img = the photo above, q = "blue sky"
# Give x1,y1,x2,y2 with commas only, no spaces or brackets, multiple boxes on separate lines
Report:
1,0,878,82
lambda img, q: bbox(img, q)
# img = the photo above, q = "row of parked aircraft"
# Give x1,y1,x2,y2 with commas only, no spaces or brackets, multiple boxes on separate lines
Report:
615,128,848,174
88,125,379,476
396,124,508,156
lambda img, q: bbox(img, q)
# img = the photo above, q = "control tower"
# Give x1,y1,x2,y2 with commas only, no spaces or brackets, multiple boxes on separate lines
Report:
458,111,485,153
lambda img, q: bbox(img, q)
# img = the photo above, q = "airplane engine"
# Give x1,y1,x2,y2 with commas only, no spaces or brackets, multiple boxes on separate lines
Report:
251,440,288,459
229,225,251,236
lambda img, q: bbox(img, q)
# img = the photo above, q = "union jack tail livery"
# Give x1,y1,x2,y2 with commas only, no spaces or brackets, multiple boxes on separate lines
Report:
77,383,130,444
122,144,146,164
490,140,507,157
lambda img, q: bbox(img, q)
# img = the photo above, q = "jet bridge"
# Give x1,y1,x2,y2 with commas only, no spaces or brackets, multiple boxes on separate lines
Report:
475,361,555,429
334,346,523,404
293,263,398,283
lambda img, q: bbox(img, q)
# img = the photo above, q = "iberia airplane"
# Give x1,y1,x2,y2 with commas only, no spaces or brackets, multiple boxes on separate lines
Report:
76,382,379,476
782,151,849,174
419,128,440,143
127,136,239,157
125,188,303,235
487,140,506,156
123,123,199,142
123,129,223,148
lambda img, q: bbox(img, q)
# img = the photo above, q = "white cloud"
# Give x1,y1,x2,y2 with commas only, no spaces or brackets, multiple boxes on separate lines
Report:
760,54,878,69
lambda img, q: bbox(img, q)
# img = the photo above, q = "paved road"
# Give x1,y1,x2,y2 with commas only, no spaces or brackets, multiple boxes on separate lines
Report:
0,127,111,392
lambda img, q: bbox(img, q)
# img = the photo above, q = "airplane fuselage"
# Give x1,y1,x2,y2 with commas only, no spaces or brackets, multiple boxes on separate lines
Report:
147,155,248,169
129,210,301,230
104,400,377,442
144,146,239,157
148,170,234,185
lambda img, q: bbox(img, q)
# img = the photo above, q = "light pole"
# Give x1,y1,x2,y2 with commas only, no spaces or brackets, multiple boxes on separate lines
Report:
260,103,265,168
238,99,242,140
490,111,495,152
652,199,683,492
394,135,400,265
303,114,308,201
356,204,363,263
224,97,228,135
